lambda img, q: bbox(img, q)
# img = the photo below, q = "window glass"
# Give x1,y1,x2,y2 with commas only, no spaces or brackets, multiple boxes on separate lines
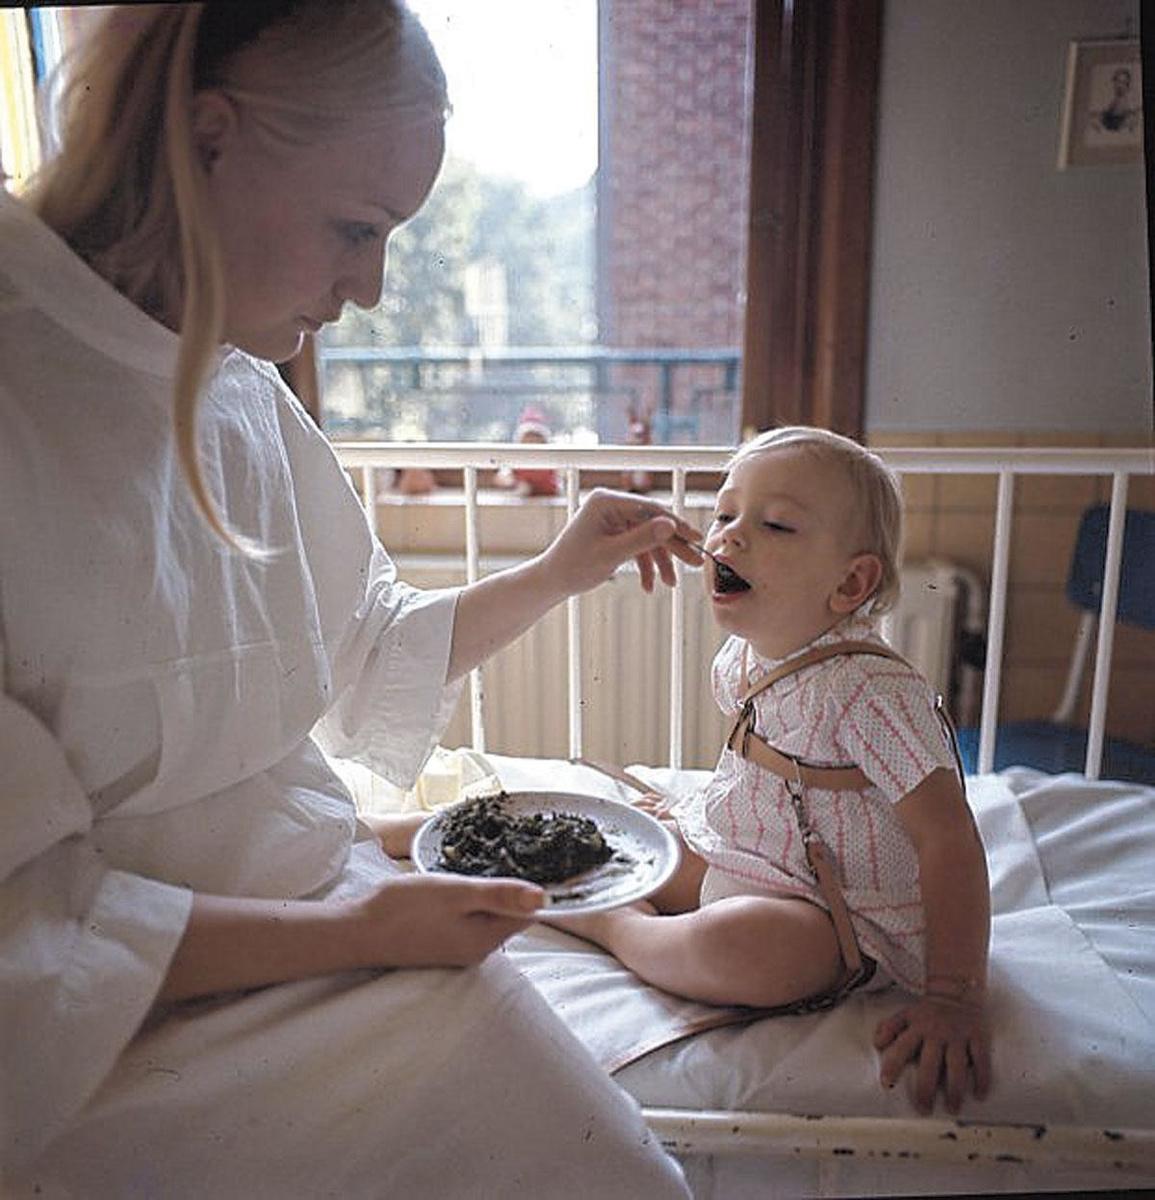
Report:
328,1,754,447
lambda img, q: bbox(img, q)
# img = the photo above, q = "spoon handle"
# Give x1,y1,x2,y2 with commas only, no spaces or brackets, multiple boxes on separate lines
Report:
675,534,720,564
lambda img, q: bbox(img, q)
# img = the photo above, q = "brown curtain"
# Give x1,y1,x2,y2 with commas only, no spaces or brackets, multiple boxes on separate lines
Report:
1142,0,1154,360
741,0,883,440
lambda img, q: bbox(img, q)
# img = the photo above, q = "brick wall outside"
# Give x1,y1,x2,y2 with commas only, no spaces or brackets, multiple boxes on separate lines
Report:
597,0,750,439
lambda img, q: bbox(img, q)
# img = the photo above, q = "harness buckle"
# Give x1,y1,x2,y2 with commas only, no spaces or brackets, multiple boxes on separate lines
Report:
785,755,808,826
738,699,755,757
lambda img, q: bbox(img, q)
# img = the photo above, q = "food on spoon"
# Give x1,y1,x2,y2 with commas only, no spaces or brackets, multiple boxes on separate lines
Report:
435,794,614,885
713,560,751,593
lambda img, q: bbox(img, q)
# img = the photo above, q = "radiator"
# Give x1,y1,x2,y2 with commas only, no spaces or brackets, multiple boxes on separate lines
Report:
399,555,967,770
880,559,960,698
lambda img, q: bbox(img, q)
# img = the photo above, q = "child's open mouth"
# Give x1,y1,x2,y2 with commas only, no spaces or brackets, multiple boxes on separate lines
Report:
712,561,751,594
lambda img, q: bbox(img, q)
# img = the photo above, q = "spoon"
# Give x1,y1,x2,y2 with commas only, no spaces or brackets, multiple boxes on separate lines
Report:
675,534,723,565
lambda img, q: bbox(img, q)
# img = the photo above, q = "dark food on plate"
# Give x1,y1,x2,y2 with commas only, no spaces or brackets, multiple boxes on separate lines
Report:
435,794,614,885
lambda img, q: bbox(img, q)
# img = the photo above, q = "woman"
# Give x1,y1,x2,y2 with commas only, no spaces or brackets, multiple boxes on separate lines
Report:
0,3,697,1195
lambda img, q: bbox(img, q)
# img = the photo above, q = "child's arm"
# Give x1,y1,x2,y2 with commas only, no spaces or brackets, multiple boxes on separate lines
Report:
873,767,992,1114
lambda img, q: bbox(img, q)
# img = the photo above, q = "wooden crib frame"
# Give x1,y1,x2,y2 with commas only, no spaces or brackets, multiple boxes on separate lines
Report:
334,439,1155,1181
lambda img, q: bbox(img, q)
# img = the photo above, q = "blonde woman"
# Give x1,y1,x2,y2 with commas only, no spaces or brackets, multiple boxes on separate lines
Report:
0,4,697,1196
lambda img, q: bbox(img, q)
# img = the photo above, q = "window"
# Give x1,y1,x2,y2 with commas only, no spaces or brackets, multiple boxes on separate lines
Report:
318,0,753,448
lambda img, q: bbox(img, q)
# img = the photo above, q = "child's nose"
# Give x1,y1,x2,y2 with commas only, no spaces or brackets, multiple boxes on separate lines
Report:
720,521,747,548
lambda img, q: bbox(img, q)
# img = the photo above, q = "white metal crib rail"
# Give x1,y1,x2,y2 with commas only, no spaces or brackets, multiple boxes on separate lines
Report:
335,442,1153,781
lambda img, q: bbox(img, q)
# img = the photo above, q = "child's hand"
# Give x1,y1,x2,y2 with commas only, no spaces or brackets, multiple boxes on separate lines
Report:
873,994,992,1115
633,791,679,823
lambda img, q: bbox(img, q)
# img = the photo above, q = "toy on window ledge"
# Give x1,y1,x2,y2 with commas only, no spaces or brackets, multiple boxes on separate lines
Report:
622,406,653,494
395,467,436,496
496,406,560,498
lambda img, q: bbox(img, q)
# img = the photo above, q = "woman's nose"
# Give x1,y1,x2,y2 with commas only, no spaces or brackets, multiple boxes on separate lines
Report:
342,242,390,311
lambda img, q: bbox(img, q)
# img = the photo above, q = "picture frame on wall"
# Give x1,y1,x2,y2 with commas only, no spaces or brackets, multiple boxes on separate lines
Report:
1058,39,1144,168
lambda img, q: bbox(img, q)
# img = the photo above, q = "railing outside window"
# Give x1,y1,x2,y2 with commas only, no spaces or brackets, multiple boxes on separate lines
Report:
318,346,741,445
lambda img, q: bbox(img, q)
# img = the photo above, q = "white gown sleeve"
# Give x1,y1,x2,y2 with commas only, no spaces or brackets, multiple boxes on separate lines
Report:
273,386,465,788
0,669,193,1169
313,540,465,786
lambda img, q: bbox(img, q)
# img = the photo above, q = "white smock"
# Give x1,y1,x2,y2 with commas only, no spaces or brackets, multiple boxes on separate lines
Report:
0,190,687,1198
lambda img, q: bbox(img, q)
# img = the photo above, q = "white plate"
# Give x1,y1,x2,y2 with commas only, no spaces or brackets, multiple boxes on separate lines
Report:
411,791,680,915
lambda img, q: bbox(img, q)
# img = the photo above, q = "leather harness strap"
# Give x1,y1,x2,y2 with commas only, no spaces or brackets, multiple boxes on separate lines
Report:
725,640,910,790
724,639,912,983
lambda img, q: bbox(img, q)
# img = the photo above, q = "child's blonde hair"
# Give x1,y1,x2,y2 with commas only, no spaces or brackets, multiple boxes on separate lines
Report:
729,426,904,614
28,1,447,551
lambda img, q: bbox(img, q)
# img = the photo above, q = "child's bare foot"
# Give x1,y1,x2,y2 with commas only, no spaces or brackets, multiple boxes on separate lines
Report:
544,899,658,950
362,811,428,859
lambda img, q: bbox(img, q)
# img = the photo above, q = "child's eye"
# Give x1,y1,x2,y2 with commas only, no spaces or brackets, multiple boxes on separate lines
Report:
711,512,733,525
763,521,794,533
336,221,381,248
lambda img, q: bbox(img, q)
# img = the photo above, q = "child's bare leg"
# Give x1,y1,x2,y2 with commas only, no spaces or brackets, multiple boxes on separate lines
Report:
361,811,428,859
648,834,707,914
552,895,843,1008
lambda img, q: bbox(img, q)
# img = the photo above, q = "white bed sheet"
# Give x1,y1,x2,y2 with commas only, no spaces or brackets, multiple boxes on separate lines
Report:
481,756,1155,1198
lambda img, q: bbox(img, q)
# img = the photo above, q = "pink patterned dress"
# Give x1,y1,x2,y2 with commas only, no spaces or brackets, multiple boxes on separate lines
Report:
675,614,959,991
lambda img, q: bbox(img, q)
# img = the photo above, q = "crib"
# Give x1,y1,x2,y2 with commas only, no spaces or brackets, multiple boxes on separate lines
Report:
336,440,1154,1198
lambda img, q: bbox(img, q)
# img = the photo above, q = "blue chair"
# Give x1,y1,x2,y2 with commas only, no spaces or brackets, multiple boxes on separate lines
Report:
956,505,1155,782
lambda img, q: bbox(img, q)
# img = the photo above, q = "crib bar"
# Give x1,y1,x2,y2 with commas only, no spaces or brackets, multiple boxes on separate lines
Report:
463,467,485,752
358,464,377,518
642,1107,1155,1174
565,467,582,760
977,472,1015,774
1084,473,1129,779
669,468,688,769
335,442,1151,474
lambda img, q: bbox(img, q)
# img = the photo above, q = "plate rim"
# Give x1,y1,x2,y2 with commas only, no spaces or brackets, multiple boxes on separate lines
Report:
411,789,680,914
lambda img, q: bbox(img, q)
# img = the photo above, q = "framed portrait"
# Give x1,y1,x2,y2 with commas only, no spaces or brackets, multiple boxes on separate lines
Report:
1058,39,1144,168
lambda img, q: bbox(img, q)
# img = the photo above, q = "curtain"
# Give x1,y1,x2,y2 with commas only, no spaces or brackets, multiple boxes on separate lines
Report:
741,0,883,439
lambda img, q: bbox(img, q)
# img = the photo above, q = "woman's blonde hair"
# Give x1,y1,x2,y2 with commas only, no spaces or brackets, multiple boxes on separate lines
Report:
28,1,447,551
730,426,904,614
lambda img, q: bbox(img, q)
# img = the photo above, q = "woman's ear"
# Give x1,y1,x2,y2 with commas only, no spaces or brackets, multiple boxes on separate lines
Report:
830,553,883,614
191,90,238,172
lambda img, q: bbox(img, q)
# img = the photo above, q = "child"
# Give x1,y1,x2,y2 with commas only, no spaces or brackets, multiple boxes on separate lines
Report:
555,426,993,1116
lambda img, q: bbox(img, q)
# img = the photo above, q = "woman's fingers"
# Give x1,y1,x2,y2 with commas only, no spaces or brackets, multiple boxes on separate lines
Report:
652,542,678,588
635,550,656,593
464,878,547,917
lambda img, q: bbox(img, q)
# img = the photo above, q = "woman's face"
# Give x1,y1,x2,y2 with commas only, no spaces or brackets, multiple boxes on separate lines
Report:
198,98,445,361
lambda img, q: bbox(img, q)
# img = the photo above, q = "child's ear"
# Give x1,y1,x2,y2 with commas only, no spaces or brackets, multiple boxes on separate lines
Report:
830,554,883,614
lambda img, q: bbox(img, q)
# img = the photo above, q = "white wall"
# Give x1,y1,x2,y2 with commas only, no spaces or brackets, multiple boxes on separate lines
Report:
867,0,1151,433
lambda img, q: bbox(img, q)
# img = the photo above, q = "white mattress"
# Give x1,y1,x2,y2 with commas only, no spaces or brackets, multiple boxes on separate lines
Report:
484,756,1155,1197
